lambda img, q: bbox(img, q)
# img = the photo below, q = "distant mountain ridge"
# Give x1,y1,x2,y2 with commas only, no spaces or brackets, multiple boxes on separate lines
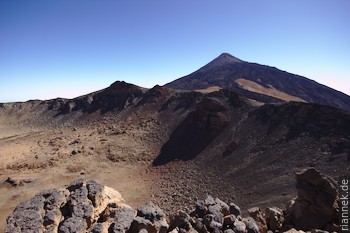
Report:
166,53,350,112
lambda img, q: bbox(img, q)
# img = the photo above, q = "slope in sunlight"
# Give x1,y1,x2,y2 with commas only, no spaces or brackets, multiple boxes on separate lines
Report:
166,53,350,112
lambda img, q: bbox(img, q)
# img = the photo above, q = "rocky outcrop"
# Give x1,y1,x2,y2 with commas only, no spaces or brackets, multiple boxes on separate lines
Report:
130,203,169,233
6,169,341,233
166,195,259,233
192,97,229,131
153,97,230,165
285,168,339,231
5,179,131,233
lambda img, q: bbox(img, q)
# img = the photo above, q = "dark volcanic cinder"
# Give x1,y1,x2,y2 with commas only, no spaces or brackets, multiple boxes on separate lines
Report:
166,53,350,112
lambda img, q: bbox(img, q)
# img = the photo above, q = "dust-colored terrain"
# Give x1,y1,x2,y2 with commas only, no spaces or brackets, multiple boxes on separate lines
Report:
234,78,306,102
1,81,349,232
0,114,158,231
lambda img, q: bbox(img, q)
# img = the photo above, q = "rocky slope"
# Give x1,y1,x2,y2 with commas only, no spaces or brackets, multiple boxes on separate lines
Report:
5,168,340,233
1,81,349,231
165,53,350,112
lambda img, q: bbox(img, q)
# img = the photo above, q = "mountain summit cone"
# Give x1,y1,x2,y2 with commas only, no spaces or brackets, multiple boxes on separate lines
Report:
166,53,350,111
202,52,244,69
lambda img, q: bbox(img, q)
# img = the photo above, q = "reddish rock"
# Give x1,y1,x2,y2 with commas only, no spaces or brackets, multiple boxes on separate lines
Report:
286,168,338,230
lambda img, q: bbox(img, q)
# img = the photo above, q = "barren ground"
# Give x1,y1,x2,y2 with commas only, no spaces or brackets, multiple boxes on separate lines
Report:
0,116,158,231
1,88,349,232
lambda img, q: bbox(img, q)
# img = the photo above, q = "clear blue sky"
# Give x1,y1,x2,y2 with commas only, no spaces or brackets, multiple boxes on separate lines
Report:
1,0,349,102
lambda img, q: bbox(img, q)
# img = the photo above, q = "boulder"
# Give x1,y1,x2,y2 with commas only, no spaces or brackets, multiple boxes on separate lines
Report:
194,219,208,233
265,207,284,231
59,217,87,233
91,222,109,233
137,202,166,223
5,179,131,233
170,210,193,231
110,207,135,232
5,168,339,233
286,168,338,230
129,216,157,233
248,207,268,233
132,203,169,233
233,220,246,233
215,198,230,216
204,195,216,206
208,203,224,223
243,217,260,233
203,214,222,230
229,202,241,217
223,214,236,229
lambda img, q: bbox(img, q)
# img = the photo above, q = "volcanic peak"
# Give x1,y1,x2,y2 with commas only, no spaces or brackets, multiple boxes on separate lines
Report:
199,52,243,71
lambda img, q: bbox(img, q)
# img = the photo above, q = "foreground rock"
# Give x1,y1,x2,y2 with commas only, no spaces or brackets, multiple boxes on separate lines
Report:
285,168,339,231
5,179,133,233
6,168,340,232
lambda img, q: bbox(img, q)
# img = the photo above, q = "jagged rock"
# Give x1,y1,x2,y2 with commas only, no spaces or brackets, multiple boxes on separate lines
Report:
215,198,230,216
194,219,208,233
248,207,268,233
170,210,192,231
91,223,107,233
132,203,169,233
5,179,130,233
130,216,157,233
204,195,216,206
229,202,241,217
208,203,224,223
59,217,87,233
108,206,135,232
192,97,229,131
286,168,338,230
283,228,306,233
43,209,61,225
212,228,223,233
265,207,284,231
194,200,207,218
233,220,246,233
5,169,339,233
223,214,236,229
243,217,260,233
6,188,69,233
137,202,166,222
87,179,104,207
203,214,222,230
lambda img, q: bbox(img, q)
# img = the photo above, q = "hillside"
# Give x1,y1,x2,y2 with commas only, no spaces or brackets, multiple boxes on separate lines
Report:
166,53,350,112
1,81,349,231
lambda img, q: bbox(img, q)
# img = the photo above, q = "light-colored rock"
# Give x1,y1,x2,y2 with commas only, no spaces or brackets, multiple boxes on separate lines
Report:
248,207,268,233
283,228,306,233
233,220,246,233
5,179,132,233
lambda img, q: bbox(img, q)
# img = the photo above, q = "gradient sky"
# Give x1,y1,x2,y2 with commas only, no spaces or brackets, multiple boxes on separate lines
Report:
1,0,349,102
